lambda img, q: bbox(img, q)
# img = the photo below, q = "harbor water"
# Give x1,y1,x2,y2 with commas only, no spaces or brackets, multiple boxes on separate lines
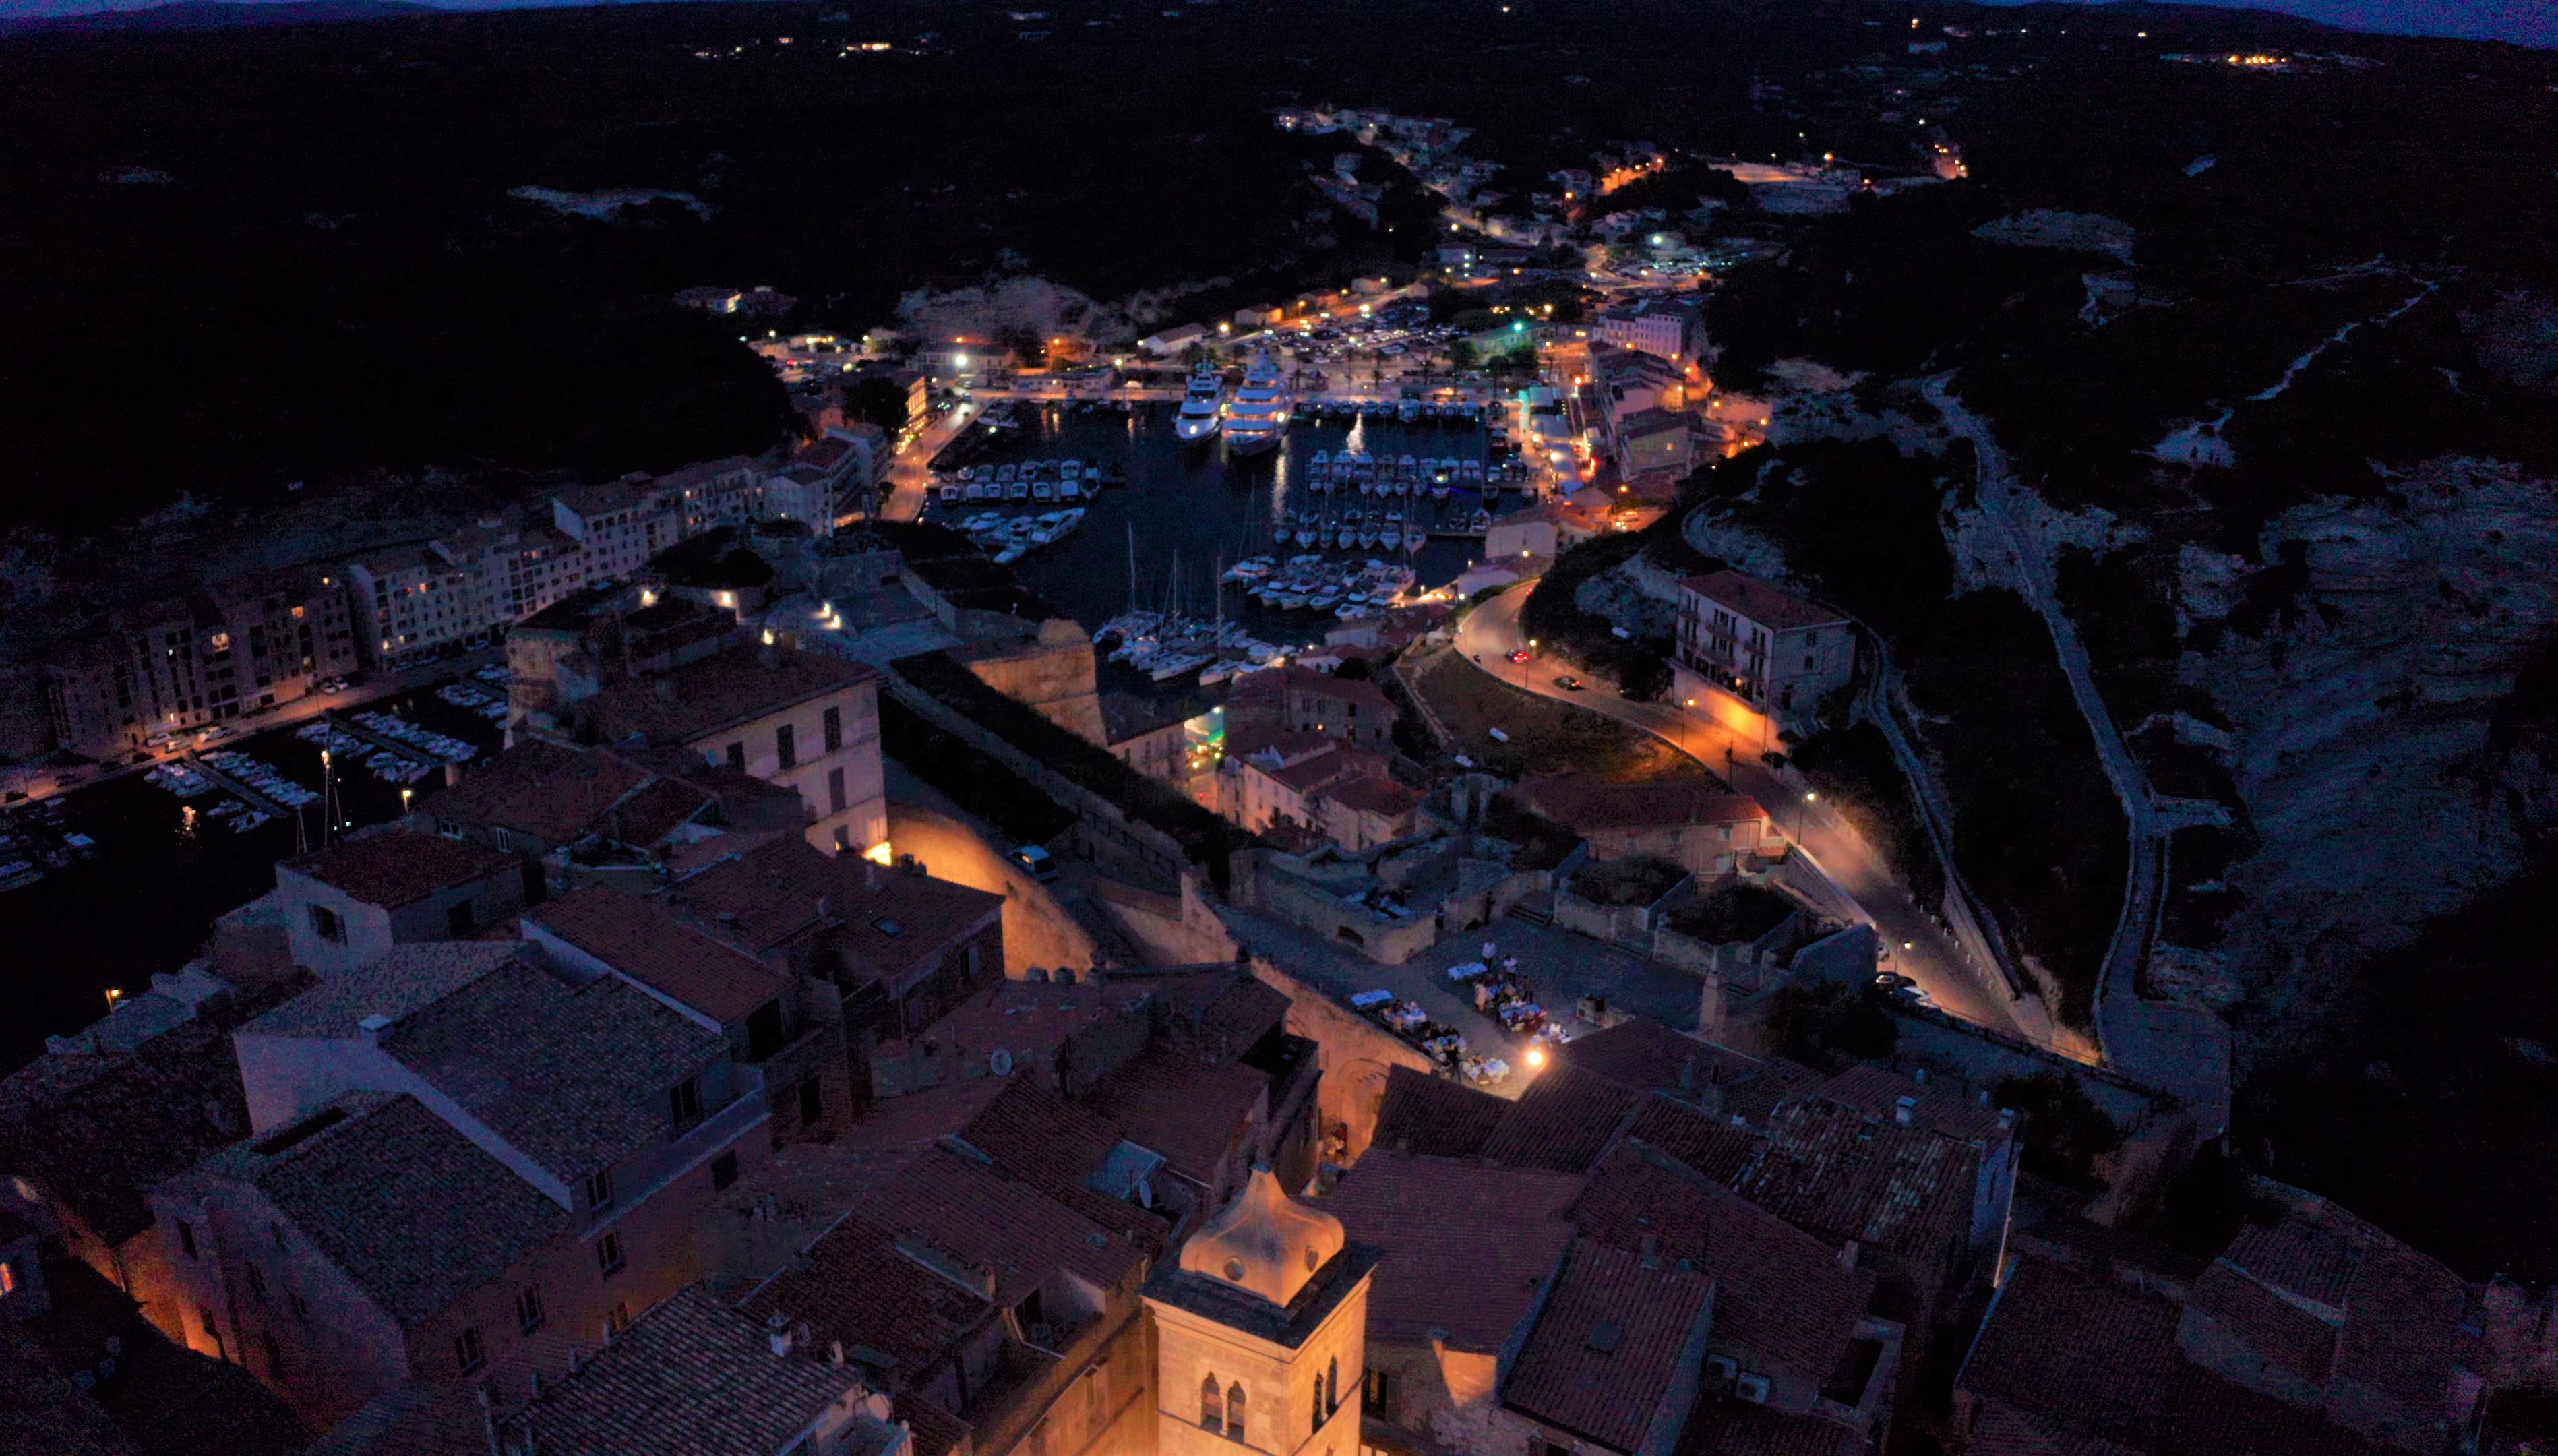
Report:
927,402,1537,650
0,683,508,1073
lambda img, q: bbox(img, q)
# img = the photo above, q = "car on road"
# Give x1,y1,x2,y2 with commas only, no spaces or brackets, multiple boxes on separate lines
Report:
1506,648,1532,663
1555,674,1584,691
1008,844,1058,882
1874,972,1915,990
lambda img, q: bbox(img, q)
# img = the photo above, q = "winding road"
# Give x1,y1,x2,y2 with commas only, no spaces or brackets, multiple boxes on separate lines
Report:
1449,584,2028,1039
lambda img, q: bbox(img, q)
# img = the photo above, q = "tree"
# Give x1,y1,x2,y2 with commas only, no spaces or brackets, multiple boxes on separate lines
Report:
1447,339,1479,372
1333,657,1374,681
1762,981,1897,1072
1989,1072,2123,1188
848,376,911,436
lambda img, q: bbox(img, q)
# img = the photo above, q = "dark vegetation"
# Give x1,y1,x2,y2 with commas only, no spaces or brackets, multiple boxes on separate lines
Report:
1567,853,1686,909
2243,849,2558,1281
1681,441,2120,1022
877,693,1076,847
1517,532,1675,700
1988,1071,2122,1189
1663,880,1794,944
650,525,774,590
892,649,1252,882
1762,979,1897,1074
1481,793,1581,874
1791,723,1942,911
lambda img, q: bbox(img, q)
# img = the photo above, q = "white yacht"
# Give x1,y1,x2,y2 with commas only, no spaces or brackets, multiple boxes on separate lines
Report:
1222,351,1292,456
1174,366,1226,442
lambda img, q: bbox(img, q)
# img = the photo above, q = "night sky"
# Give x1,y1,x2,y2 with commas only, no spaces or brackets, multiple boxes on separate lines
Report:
0,0,2551,49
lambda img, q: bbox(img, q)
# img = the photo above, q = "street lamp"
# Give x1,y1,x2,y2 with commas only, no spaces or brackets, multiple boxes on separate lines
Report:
1796,791,1818,845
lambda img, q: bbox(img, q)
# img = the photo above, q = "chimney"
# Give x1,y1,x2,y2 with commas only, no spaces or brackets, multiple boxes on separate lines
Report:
864,857,881,890
359,1013,394,1045
816,894,834,920
1997,1107,2017,1131
767,1312,795,1358
1912,1066,1930,1086
652,677,678,702
1893,1095,1917,1127
1836,1240,1859,1273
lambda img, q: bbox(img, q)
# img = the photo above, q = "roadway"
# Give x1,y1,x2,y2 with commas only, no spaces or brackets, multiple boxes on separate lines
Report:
1450,583,2028,1040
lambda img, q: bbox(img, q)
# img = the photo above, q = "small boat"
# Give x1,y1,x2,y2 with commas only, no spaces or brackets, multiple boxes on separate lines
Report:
1149,651,1210,681
1006,479,1029,501
1032,479,1056,502
940,482,961,502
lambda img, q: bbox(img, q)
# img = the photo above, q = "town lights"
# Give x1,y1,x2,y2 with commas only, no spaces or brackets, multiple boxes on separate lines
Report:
864,841,896,866
1525,1047,1546,1068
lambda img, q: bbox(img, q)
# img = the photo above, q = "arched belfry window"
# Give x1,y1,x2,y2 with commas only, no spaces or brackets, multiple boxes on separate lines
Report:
1227,1382,1248,1443
1202,1374,1224,1432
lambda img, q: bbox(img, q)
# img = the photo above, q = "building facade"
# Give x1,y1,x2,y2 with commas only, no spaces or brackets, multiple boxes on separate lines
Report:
1672,570,1854,725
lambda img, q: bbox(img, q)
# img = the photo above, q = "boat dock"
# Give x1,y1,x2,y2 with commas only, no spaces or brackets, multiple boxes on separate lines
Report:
183,753,292,819
321,712,453,780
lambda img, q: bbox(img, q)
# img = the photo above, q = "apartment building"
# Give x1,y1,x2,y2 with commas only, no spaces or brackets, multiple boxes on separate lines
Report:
1595,295,1704,361
551,479,683,586
348,543,491,671
166,942,775,1430
1672,569,1855,725
575,643,886,857
41,568,361,759
272,827,528,977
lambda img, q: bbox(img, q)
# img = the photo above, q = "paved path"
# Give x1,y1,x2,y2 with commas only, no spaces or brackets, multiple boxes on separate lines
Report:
1922,376,2159,1068
1449,584,2028,1040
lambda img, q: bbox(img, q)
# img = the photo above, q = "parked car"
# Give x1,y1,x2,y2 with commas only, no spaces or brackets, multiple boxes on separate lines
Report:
1506,648,1532,663
1555,674,1584,691
1008,844,1058,882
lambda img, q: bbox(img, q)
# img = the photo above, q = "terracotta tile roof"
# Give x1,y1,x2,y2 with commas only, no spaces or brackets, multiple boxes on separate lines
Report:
1957,1259,2184,1440
881,980,1146,1079
1618,1095,1768,1184
1574,1143,1871,1380
431,741,669,847
1558,1020,1762,1099
740,1211,993,1389
1082,1043,1267,1188
896,1395,973,1456
1371,1064,1506,1159
1328,773,1422,818
2182,1263,2339,1389
1718,1060,1824,1128
1814,1064,2010,1145
217,1092,568,1327
1728,1098,1978,1260
1480,1062,1640,1172
1676,1399,1863,1456
1517,777,1767,834
2166,1358,2387,1455
1958,1402,2132,1456
841,1081,1012,1158
2220,1218,2358,1311
1501,1240,1716,1455
666,835,1002,988
1155,970,1290,1060
0,1318,143,1456
283,828,516,908
955,1079,1173,1256
2333,1238,2470,1424
1676,570,1845,632
582,644,877,748
0,1016,270,1246
528,886,788,1025
243,942,522,1039
380,955,728,1185
863,1146,1147,1306
1318,1149,1583,1351
515,1284,863,1456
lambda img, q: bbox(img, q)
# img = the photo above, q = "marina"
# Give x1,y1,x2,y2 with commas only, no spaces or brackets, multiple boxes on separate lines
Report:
917,398,1542,655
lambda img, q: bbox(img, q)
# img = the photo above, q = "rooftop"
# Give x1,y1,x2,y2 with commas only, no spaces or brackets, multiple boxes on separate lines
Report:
430,741,717,849
1554,1019,1763,1101
218,1091,567,1327
1370,1064,1508,1159
863,1145,1147,1306
526,886,788,1027
514,1283,863,1456
1318,1148,1583,1351
281,828,517,909
1478,1062,1640,1172
1573,1142,1871,1381
666,835,1002,983
1501,1240,1715,1455
739,1211,993,1390
241,942,524,1040
1676,570,1846,634
379,954,729,1186
1813,1064,2010,1146
582,644,877,748
1083,1043,1268,1188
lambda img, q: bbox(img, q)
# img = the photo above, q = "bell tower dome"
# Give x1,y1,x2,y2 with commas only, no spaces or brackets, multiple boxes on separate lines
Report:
1145,1169,1376,1456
